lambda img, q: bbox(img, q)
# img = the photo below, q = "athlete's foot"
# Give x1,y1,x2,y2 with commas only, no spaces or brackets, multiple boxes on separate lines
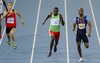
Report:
13,44,17,49
7,41,10,46
54,46,57,52
79,58,83,62
48,52,52,57
0,34,2,39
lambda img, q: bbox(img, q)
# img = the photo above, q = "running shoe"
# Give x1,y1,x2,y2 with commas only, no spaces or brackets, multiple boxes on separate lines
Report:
48,52,52,57
79,58,83,62
7,41,10,46
14,44,17,49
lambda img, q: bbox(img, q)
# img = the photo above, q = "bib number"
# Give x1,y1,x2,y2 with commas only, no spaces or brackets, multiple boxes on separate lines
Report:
51,19,59,26
78,24,85,29
7,18,14,24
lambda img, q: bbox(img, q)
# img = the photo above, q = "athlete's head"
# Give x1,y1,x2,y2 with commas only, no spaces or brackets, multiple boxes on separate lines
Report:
7,2,13,11
78,8,84,16
53,7,59,15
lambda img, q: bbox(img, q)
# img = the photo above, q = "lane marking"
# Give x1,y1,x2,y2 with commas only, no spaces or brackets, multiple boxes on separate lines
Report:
89,0,100,45
64,0,69,63
29,0,42,63
0,0,17,45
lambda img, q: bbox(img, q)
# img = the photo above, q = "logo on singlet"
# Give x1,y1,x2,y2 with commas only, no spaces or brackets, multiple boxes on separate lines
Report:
78,19,85,29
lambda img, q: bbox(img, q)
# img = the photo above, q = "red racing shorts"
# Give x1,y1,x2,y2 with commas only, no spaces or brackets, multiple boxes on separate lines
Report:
49,31,60,40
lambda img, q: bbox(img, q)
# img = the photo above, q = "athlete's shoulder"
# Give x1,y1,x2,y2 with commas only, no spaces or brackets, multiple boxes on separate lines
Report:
12,9,17,12
13,10,18,14
84,16,90,22
74,16,79,19
73,16,78,22
59,13,62,16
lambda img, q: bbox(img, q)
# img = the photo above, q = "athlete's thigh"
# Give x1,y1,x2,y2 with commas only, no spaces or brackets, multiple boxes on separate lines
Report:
49,31,55,39
10,27,16,34
55,32,60,41
76,33,81,42
82,33,89,42
84,42,89,48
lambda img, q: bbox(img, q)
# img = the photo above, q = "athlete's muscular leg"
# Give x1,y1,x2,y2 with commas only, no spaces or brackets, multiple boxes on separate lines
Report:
77,42,82,58
54,40,58,52
84,42,89,48
48,35,54,57
10,28,16,45
7,33,11,42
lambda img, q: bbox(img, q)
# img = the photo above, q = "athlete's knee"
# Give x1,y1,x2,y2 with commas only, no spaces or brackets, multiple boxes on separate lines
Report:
51,35,55,40
85,43,89,48
55,40,59,45
10,30,14,35
86,45,89,48
77,42,81,46
10,32,14,35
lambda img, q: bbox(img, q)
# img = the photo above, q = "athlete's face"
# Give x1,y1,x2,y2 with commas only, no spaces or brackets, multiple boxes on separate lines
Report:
7,3,13,10
78,8,84,15
54,9,59,15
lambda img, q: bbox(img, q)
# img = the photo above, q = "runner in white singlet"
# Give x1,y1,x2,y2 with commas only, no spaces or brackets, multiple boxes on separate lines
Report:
0,0,7,39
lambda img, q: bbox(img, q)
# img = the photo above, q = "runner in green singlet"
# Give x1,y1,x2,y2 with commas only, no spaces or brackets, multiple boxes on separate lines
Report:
43,7,65,57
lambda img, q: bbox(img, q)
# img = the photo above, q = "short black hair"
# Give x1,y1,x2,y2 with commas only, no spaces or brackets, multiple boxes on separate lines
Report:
54,7,59,10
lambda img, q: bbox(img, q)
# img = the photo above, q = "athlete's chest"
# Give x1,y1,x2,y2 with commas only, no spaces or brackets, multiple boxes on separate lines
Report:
8,12,16,17
77,18,86,24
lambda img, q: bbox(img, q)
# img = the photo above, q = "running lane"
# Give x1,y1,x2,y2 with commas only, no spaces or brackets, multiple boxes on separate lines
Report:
91,0,100,38
67,0,100,63
0,0,39,63
32,0,67,63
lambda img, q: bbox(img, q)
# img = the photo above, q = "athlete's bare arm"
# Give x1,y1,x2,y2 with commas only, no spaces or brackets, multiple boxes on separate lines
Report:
43,13,52,25
2,0,8,11
60,14,65,26
1,10,8,19
72,23,76,31
87,21,92,37
15,10,24,26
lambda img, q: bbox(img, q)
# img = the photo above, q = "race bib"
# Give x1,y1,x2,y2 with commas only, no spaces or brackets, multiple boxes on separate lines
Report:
7,18,14,24
78,23,85,29
51,19,59,26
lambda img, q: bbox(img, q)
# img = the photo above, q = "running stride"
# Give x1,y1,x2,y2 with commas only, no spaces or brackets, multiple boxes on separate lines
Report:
0,0,7,39
72,8,92,62
43,7,65,57
1,2,24,49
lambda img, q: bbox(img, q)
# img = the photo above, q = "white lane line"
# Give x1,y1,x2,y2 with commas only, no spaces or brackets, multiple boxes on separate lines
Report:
30,0,41,63
89,0,100,45
64,0,69,63
0,0,17,45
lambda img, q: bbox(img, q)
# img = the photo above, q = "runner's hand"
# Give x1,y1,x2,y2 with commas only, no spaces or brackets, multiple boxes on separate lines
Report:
22,21,24,26
88,33,91,37
72,28,75,32
43,22,45,25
